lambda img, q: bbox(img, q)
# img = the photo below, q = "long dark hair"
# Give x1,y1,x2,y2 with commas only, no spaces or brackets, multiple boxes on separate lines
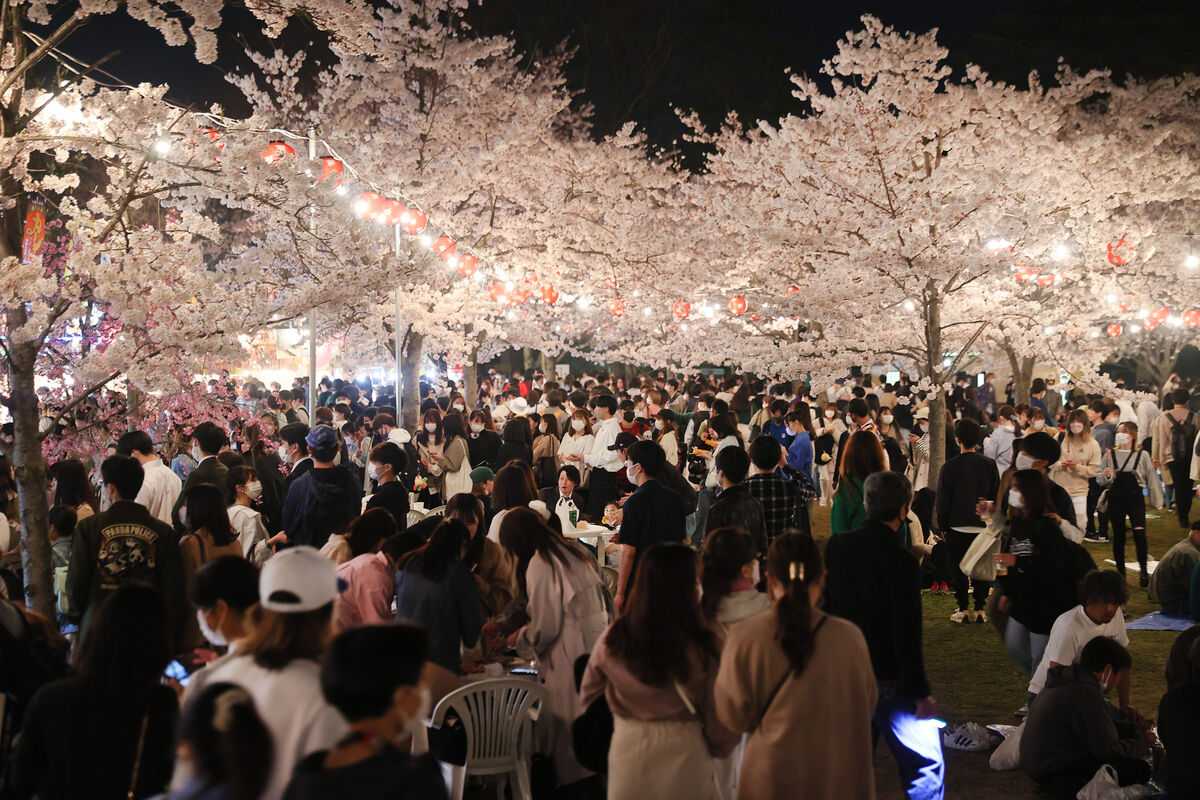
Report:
838,430,886,485
50,458,99,512
605,544,719,686
444,493,486,569
786,404,815,437
184,483,236,546
493,463,536,511
180,682,272,800
442,411,467,443
700,527,758,622
501,417,529,445
766,532,824,673
345,508,399,557
1010,468,1051,519
75,583,171,700
401,519,469,582
499,507,590,595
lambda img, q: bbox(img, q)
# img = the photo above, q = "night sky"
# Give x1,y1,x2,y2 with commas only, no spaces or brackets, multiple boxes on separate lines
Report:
41,0,1200,163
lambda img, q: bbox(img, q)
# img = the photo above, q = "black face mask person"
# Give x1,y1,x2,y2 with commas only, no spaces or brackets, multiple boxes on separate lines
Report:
623,412,636,423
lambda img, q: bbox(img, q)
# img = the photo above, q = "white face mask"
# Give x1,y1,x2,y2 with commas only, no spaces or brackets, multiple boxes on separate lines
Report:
278,443,293,464
1008,488,1024,509
470,423,485,434
1114,432,1131,447
824,409,836,419
881,414,894,424
1032,419,1046,430
1015,452,1036,470
245,481,263,500
191,443,203,462
571,419,586,432
368,462,380,481
654,420,663,430
538,423,547,433
454,404,466,412
1069,423,1084,435
196,608,227,647
424,423,437,433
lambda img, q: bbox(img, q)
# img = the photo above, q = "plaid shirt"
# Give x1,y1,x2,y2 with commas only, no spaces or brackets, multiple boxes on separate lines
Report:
744,472,802,541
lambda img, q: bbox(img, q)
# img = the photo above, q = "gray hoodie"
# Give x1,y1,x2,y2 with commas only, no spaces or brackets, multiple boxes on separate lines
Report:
983,423,1017,476
1019,664,1146,780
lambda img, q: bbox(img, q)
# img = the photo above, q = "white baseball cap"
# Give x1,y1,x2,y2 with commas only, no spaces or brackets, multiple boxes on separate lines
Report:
260,546,339,612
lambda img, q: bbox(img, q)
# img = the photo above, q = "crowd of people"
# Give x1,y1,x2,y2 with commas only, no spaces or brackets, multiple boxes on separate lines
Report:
0,364,1198,799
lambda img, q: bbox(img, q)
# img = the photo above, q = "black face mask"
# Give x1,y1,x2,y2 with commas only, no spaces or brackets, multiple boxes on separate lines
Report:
623,412,635,423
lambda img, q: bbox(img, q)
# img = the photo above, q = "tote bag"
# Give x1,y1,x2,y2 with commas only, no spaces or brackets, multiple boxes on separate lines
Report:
959,520,1004,582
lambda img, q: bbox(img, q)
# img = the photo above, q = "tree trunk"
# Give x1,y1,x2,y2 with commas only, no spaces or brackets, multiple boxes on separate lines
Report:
462,348,478,410
8,309,54,619
1003,342,1036,405
402,332,423,431
924,285,947,487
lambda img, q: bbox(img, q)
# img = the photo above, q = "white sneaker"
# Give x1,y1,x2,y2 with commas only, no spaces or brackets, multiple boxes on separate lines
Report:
942,722,996,752
950,610,970,624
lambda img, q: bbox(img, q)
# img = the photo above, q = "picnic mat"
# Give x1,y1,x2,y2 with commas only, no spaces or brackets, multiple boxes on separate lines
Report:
1125,611,1195,631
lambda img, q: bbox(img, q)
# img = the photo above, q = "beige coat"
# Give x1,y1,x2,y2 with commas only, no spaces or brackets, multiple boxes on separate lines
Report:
714,609,878,800
1050,435,1100,496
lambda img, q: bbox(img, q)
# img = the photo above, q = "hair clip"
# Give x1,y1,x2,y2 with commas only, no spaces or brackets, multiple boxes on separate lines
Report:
788,562,805,582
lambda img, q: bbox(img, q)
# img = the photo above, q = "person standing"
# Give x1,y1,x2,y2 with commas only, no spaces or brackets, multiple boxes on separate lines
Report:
1097,422,1162,584
825,470,945,800
1050,409,1102,533
983,405,1019,477
584,395,623,519
613,441,687,612
935,420,999,624
715,533,877,800
745,435,806,543
365,442,410,531
116,430,181,526
580,544,737,800
172,421,230,526
281,426,363,550
1153,388,1198,529
705,446,768,555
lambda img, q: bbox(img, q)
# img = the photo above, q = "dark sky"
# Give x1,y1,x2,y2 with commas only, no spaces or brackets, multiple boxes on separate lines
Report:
41,0,1200,163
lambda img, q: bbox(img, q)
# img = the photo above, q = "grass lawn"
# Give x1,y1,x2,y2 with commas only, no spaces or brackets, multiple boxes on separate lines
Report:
809,501,1194,800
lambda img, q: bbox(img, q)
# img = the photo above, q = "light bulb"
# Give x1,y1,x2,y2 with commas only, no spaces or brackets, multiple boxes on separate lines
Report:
1052,244,1070,262
154,139,170,154
335,185,347,196
419,235,433,248
903,300,916,312
1186,254,1199,269
1043,326,1055,335
1105,293,1117,304
643,307,651,316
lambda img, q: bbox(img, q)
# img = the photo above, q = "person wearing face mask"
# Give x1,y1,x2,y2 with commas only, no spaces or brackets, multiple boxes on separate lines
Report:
115,429,181,526
532,413,561,489
1019,637,1153,798
814,402,846,505
67,454,187,640
228,465,286,565
282,624,447,800
1049,409,1101,532
936,420,1000,624
466,409,502,471
172,421,231,530
983,405,1019,477
981,432,1082,538
177,555,260,706
414,411,445,505
1029,407,1049,434
558,409,594,475
202,548,349,800
612,441,688,612
584,395,624,520
877,405,904,449
824,470,943,799
1097,422,1162,585
655,410,681,468
364,442,410,530
279,422,313,489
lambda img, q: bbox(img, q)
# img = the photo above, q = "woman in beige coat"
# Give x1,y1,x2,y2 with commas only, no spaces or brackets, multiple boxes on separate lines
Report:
1049,408,1101,526
714,533,878,800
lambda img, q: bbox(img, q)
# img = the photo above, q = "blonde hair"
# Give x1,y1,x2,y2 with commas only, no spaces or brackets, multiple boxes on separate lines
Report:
237,603,333,670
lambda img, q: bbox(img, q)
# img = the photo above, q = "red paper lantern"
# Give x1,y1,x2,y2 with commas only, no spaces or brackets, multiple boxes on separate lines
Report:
456,254,479,277
402,209,427,235
378,199,405,225
1036,273,1056,287
1144,317,1159,331
787,285,800,296
729,296,747,315
1106,323,1122,337
261,141,295,163
353,191,384,221
673,301,691,319
1014,264,1035,282
487,282,504,302
319,157,344,185
1151,305,1170,324
433,236,457,260
541,285,560,304
1107,237,1133,266
508,287,531,307
609,298,626,317
1182,309,1200,328
749,314,760,321
200,126,224,149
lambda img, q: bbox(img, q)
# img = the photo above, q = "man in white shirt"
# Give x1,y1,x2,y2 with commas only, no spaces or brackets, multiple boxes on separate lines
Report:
584,394,622,518
116,429,181,525
1028,570,1132,712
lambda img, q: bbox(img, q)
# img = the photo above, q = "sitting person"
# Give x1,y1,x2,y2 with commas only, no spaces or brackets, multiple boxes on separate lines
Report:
1158,635,1200,800
1019,636,1154,798
1149,522,1200,615
283,624,448,799
1027,570,1131,710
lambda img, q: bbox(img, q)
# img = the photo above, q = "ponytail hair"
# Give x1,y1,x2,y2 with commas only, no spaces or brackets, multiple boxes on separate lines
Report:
179,682,272,800
700,527,758,622
766,532,824,673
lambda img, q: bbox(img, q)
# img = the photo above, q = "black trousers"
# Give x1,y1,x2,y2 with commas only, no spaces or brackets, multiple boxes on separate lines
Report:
1085,478,1109,537
584,469,619,520
1035,756,1151,799
1169,459,1194,526
1108,492,1148,574
945,530,989,612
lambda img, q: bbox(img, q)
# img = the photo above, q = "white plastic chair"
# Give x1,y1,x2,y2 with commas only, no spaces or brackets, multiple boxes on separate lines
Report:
424,505,447,518
406,508,427,528
425,677,549,800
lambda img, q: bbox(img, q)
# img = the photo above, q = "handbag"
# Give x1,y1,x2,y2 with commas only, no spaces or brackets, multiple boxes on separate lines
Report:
959,520,1004,582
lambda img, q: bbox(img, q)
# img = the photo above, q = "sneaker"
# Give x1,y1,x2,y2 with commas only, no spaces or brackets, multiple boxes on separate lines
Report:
1139,572,1149,588
1083,533,1108,543
1014,704,1029,719
942,722,996,752
937,582,950,594
974,610,988,624
950,610,970,624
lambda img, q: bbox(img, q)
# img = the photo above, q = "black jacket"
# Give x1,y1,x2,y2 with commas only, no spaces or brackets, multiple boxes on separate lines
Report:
284,746,447,800
1159,682,1200,799
824,519,930,700
935,450,999,532
172,455,228,528
619,479,687,579
705,484,767,554
495,441,533,468
366,481,410,531
467,430,502,470
997,516,1094,634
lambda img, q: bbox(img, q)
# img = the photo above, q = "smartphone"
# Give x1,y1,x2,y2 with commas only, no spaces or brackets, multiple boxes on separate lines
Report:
164,659,191,686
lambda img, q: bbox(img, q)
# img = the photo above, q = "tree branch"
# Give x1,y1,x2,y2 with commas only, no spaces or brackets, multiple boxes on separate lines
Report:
0,12,87,101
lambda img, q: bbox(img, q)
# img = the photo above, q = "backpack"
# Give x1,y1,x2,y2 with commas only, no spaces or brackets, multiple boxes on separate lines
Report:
1168,413,1198,463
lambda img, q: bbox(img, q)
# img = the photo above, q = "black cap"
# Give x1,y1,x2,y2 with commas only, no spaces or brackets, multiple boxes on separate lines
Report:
608,432,640,451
